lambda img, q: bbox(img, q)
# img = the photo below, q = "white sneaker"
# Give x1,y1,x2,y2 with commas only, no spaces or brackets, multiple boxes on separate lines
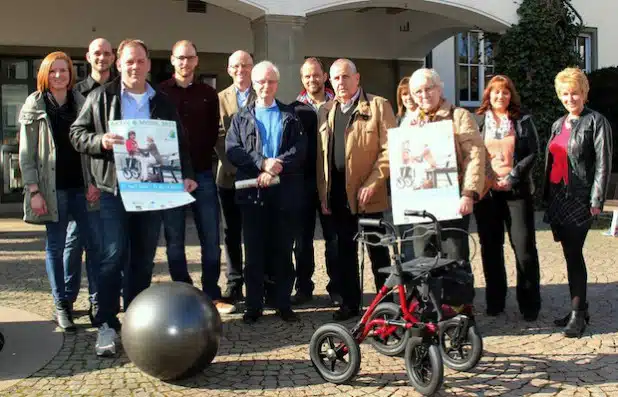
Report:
95,323,118,357
214,300,236,314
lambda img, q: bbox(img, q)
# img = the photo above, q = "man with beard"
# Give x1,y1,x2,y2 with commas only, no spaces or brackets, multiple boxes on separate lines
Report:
64,38,115,327
289,57,339,306
159,40,234,314
76,38,115,96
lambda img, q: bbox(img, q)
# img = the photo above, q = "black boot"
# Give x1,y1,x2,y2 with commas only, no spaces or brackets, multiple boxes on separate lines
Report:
554,308,590,327
563,310,587,338
54,301,76,331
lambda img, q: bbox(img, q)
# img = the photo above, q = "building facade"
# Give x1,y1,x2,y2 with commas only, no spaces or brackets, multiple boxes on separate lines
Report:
1,0,615,203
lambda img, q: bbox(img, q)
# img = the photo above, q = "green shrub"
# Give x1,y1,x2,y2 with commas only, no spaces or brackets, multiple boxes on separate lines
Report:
490,0,583,206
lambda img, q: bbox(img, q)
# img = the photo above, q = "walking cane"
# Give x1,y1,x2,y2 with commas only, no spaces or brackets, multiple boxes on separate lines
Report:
357,210,366,314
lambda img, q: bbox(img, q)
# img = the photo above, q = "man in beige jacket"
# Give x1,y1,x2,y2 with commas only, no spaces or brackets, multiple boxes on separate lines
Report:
215,50,256,304
316,58,397,320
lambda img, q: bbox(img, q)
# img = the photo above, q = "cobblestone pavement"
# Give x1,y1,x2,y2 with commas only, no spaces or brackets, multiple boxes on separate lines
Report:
1,214,617,396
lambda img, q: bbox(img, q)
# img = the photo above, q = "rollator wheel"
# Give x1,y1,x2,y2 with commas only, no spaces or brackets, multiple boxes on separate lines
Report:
396,178,405,189
131,169,140,179
309,323,361,384
366,302,409,356
439,319,483,371
404,338,444,396
123,168,131,179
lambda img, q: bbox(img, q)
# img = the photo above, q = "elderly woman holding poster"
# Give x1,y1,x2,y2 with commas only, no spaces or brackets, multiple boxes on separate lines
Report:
406,68,486,262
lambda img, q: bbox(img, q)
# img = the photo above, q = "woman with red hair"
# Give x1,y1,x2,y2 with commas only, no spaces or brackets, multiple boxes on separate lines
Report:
474,75,541,321
19,52,96,331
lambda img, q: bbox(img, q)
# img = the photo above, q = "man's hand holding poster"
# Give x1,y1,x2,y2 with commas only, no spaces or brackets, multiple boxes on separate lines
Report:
109,119,195,212
389,120,461,225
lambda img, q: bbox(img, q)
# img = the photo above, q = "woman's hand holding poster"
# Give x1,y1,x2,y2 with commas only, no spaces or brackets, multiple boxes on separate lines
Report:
388,120,461,225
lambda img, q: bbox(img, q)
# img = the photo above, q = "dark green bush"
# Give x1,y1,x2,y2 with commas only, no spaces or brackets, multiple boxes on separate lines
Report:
490,0,583,206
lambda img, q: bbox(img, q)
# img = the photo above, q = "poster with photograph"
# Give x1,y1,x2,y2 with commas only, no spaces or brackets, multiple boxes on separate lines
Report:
389,120,461,225
109,119,195,212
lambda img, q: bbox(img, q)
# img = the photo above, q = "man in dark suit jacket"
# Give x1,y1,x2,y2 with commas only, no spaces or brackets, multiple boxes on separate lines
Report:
288,57,340,306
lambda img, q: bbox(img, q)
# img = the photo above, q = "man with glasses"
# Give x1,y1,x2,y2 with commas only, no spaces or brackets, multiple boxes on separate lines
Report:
216,50,256,305
316,58,396,321
159,40,235,314
225,61,307,324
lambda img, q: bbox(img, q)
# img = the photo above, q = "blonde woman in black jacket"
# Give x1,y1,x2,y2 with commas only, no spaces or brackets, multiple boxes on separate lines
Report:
544,67,613,338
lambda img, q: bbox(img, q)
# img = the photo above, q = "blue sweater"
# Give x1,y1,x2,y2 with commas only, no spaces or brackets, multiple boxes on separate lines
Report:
255,103,282,158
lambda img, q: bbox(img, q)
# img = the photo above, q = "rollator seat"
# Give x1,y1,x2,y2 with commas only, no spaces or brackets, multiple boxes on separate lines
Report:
377,257,459,277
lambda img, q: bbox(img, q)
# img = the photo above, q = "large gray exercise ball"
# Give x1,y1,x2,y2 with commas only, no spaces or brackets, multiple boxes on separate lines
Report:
121,282,222,381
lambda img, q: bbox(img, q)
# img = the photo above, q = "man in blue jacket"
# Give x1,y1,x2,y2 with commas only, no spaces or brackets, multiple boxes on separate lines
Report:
225,61,307,324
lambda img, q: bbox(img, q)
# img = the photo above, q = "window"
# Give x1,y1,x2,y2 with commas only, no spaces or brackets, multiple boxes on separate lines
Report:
187,0,207,14
575,33,593,73
456,31,494,107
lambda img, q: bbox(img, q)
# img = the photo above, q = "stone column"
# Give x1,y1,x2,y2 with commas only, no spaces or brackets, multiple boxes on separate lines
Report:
251,15,307,103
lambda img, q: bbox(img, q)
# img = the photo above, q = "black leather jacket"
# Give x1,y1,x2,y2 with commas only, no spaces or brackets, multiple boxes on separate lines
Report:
543,107,613,209
476,112,540,194
225,100,307,210
70,78,194,194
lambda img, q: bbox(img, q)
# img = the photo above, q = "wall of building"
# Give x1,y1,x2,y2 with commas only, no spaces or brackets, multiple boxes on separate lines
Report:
304,9,465,60
572,0,618,68
0,0,252,53
242,0,518,28
431,37,456,105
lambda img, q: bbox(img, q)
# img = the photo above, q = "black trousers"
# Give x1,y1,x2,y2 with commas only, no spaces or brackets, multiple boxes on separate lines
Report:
293,185,339,296
552,220,591,311
328,171,390,310
415,215,471,262
241,203,297,312
219,187,244,292
474,190,541,314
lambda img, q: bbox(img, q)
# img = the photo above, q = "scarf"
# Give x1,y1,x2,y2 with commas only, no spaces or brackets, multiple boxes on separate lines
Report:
484,110,512,140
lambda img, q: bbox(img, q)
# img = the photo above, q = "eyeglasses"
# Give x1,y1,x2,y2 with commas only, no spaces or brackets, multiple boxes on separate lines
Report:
230,63,253,70
412,85,438,97
253,79,278,86
174,55,197,62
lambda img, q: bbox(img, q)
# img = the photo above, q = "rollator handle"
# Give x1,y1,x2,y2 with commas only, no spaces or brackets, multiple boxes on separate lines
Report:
358,218,382,228
404,210,427,218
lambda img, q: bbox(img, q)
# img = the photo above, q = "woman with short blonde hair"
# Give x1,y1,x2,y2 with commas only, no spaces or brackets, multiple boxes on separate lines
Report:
544,67,613,337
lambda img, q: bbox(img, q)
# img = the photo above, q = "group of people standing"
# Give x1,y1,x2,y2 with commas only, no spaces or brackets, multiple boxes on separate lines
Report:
18,35,612,358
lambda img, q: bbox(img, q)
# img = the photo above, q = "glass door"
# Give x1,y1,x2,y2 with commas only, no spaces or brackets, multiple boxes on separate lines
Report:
0,58,36,202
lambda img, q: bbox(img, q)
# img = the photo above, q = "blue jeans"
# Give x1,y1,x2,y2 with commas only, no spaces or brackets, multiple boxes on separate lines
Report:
97,192,162,329
162,170,222,300
45,189,97,304
65,210,102,305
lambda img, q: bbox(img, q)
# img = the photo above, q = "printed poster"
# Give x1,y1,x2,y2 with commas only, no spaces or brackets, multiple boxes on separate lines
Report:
109,119,195,212
389,120,461,225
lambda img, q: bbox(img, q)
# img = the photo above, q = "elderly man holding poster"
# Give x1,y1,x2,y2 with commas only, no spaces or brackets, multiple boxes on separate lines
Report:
397,68,486,263
70,39,196,357
225,61,307,324
316,58,396,321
